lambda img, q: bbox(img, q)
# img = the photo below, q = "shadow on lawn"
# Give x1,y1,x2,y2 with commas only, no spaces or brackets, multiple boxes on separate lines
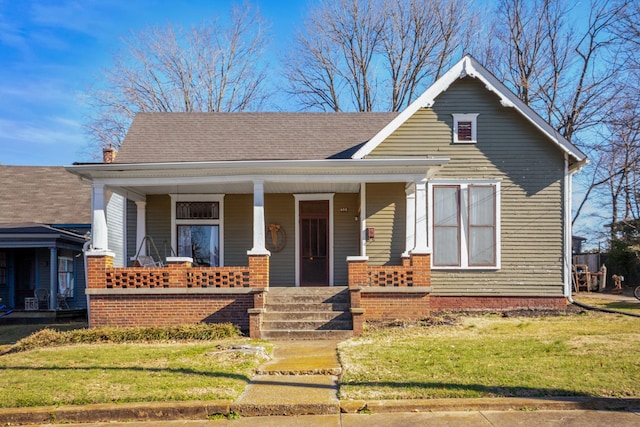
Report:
339,380,594,398
1,365,252,383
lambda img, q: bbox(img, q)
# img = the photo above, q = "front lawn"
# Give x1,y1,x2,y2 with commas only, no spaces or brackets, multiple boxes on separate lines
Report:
0,324,267,408
338,310,640,400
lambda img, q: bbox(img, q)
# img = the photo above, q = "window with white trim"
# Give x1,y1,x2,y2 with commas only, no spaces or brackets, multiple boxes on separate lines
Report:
58,256,74,296
172,196,224,267
452,113,479,143
431,181,500,269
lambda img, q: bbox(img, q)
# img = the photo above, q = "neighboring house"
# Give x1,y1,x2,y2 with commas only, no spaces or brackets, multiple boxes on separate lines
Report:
68,56,587,337
0,166,92,312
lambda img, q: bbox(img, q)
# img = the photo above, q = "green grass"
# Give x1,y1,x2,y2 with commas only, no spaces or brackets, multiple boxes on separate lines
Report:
0,324,268,408
338,311,640,400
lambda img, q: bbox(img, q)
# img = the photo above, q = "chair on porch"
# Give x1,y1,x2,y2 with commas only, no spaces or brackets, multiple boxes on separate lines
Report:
34,288,49,310
56,288,71,310
136,255,163,268
133,235,165,267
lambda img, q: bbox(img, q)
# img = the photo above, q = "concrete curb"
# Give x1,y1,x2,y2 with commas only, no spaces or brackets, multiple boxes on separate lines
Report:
0,400,232,426
1,397,639,425
340,397,640,413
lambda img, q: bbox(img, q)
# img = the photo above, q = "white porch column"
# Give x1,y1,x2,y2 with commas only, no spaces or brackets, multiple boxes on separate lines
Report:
49,247,57,310
403,183,416,257
135,200,147,256
248,180,270,255
360,182,367,256
91,183,109,251
413,180,430,253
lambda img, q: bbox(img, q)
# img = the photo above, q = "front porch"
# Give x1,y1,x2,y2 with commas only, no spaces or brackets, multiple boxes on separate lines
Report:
85,250,432,338
73,158,445,338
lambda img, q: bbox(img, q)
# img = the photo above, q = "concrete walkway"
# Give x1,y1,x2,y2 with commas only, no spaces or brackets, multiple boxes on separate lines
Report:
231,340,341,416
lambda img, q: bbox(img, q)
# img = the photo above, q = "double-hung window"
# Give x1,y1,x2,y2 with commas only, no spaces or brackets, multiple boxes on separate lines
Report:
58,256,74,296
172,195,224,267
430,181,500,269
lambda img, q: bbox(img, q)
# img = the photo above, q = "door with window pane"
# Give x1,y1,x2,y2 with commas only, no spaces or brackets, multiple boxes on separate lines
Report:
300,201,329,286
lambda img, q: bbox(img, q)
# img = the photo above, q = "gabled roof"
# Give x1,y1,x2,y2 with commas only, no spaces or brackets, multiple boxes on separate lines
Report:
115,112,398,164
0,166,91,225
354,55,588,166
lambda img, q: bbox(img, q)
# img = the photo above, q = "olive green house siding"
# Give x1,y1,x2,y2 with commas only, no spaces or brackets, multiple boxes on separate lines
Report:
369,77,565,297
365,183,406,266
145,195,172,259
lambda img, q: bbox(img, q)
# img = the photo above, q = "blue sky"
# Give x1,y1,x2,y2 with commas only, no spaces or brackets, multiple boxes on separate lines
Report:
0,0,306,166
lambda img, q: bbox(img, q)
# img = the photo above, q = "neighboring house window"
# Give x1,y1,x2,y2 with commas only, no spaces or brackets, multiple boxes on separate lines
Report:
175,200,222,267
0,252,6,286
452,113,479,143
58,256,74,296
431,181,500,269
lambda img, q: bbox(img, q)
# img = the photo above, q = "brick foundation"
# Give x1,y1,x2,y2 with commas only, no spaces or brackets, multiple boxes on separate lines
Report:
431,296,567,312
89,294,253,333
360,292,430,321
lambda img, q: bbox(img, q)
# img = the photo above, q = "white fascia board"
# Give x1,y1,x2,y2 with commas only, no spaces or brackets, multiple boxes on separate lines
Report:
353,55,587,164
68,158,449,183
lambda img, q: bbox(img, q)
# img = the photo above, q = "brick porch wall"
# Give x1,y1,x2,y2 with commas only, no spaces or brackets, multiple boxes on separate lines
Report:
85,253,269,336
89,294,253,332
360,292,430,321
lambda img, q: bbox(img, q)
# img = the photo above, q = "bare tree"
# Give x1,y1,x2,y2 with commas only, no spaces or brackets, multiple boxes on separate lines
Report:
85,3,270,151
284,0,474,112
479,0,626,142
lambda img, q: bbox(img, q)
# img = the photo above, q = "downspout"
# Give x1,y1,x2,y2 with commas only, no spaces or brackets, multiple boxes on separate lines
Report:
564,154,574,303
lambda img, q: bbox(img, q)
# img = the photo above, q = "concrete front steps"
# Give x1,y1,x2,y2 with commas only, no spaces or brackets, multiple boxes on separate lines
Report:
261,287,353,340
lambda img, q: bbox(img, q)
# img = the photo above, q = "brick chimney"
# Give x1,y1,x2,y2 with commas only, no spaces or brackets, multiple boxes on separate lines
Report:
103,147,117,164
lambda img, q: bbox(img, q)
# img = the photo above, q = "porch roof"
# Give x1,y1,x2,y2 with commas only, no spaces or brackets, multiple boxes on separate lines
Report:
67,157,449,197
0,223,88,249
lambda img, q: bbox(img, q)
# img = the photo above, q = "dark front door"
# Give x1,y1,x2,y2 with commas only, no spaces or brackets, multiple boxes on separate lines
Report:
300,200,329,286
15,249,36,309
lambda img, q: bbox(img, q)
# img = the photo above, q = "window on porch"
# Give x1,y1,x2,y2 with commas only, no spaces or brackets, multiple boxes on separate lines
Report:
175,200,222,267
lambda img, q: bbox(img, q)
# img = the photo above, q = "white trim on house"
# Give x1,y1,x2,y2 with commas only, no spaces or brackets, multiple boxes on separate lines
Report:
352,55,587,165
294,193,335,287
169,194,225,266
428,178,502,270
360,183,367,257
403,183,416,257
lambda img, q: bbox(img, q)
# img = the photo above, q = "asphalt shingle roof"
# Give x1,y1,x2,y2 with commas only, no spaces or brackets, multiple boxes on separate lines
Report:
114,112,399,163
0,166,91,225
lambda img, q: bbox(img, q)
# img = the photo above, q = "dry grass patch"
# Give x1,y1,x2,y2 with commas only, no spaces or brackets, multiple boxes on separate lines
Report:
338,311,640,400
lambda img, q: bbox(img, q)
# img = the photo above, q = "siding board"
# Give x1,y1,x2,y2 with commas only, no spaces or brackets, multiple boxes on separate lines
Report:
365,183,406,266
334,193,360,285
145,195,172,260
265,194,295,287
